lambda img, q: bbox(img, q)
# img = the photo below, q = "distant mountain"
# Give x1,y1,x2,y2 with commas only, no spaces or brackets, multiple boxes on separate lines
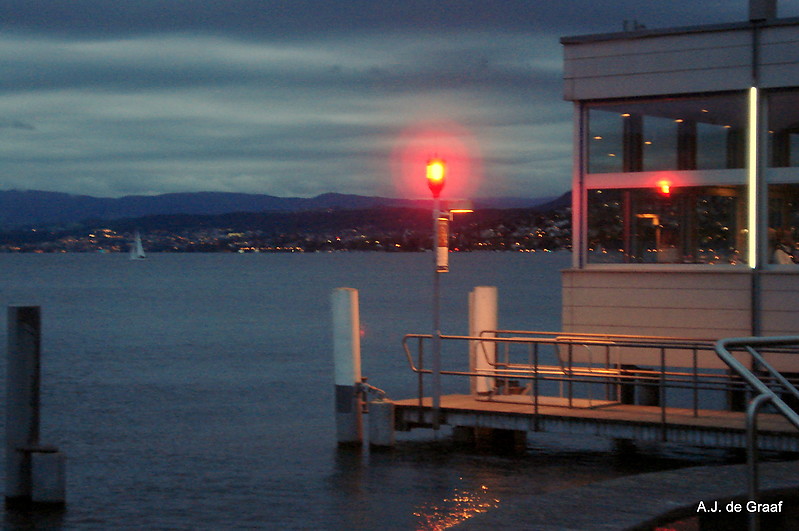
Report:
0,189,564,228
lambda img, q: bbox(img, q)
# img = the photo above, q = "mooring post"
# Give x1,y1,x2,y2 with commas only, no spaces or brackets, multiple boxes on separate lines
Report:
469,286,497,395
368,398,395,449
5,305,65,507
332,288,363,446
6,306,41,503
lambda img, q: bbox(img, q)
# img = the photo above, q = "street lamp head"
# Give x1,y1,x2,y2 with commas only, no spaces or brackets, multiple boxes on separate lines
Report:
426,158,446,198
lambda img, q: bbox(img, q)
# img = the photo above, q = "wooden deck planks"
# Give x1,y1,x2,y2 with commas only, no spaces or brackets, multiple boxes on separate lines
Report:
393,394,799,439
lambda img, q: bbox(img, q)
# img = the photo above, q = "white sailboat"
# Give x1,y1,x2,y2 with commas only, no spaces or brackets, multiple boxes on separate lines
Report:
129,230,146,260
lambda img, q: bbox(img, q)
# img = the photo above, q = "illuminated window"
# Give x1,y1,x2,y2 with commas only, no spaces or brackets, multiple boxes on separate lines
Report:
768,184,799,264
587,186,747,264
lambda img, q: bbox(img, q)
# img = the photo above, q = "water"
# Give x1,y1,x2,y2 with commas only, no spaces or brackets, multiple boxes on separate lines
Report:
0,252,736,529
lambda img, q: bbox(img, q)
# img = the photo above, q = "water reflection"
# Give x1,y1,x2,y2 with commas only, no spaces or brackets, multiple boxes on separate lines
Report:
413,483,500,530
4,504,66,531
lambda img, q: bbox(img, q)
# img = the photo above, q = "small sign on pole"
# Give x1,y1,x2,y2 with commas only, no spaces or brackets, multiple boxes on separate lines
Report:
436,216,449,273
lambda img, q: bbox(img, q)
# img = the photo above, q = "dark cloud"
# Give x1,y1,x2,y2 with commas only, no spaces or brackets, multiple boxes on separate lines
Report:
2,1,797,199
0,119,35,130
1,1,770,39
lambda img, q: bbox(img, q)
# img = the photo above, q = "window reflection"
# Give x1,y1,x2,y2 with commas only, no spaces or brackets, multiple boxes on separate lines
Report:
643,115,677,171
768,90,799,167
769,184,799,264
588,110,623,173
587,186,746,264
587,94,747,174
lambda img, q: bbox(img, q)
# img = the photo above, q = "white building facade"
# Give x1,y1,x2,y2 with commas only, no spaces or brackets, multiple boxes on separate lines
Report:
561,1,799,343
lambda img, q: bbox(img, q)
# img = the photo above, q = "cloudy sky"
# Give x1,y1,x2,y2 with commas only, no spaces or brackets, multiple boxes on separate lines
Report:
3,1,799,200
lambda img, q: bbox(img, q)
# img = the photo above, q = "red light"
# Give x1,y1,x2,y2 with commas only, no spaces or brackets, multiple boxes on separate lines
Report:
391,121,482,199
657,180,671,195
426,158,446,198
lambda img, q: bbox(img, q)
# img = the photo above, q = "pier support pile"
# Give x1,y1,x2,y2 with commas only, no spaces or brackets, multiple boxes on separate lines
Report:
5,306,66,508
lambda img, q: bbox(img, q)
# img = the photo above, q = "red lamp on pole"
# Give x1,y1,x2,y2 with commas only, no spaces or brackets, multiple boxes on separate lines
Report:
426,158,446,198
426,157,447,430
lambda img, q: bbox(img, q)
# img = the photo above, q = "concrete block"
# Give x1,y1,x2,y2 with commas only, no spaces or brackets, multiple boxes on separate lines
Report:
368,400,395,448
31,449,66,505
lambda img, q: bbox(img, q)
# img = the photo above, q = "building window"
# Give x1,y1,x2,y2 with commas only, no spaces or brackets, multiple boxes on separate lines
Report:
769,184,799,264
768,90,799,167
587,93,747,174
588,109,623,173
587,186,746,264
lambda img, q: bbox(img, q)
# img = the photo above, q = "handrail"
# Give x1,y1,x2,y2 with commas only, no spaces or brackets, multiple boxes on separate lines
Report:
482,329,717,345
715,336,799,531
401,332,763,437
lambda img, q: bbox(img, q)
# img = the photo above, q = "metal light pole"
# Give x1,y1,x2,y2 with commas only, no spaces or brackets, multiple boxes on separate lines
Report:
426,158,446,430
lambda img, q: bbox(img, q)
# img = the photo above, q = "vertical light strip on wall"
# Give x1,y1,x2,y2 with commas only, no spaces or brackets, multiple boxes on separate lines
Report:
748,86,758,269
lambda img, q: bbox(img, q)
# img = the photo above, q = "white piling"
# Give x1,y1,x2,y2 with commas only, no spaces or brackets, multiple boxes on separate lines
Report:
332,288,363,446
469,287,498,395
368,399,395,449
5,306,65,507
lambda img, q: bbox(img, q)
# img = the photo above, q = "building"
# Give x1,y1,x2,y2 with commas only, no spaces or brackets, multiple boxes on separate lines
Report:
561,0,799,350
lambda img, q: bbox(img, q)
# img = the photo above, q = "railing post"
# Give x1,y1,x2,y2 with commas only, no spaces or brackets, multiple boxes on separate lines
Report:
532,343,540,431
660,347,667,441
567,343,573,407
418,337,424,425
332,288,363,446
747,393,772,531
692,348,699,417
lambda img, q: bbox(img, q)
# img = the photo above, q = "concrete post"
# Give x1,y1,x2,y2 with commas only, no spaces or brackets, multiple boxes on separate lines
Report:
31,446,66,504
469,287,497,395
332,288,363,446
368,399,395,449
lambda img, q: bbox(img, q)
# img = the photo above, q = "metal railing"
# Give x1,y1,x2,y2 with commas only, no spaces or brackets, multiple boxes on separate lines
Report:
401,331,799,436
715,336,799,531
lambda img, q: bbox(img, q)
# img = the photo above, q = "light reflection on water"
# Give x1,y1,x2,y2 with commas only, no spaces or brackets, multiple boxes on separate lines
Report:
413,483,499,530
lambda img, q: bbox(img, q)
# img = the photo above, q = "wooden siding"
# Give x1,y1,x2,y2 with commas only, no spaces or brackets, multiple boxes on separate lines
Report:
762,271,799,336
564,29,751,100
563,22,799,101
562,270,752,354
562,269,799,369
761,24,799,88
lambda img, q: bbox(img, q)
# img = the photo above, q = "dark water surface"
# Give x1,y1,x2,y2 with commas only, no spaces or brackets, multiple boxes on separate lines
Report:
0,252,739,529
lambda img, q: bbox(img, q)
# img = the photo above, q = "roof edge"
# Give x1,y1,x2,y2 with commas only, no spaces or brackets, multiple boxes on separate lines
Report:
560,16,799,45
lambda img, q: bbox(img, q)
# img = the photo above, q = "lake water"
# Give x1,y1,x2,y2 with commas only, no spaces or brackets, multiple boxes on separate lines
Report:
0,252,737,530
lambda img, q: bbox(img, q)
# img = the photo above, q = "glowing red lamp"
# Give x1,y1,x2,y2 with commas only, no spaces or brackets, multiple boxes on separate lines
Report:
426,158,446,198
657,180,671,196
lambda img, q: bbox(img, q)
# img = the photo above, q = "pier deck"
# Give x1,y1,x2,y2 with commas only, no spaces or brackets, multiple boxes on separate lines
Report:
393,394,799,451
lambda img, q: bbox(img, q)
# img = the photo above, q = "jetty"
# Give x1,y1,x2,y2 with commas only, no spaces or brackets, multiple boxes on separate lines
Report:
390,331,799,452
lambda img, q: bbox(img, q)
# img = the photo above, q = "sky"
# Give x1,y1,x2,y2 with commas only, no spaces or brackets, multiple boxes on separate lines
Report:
3,1,799,200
